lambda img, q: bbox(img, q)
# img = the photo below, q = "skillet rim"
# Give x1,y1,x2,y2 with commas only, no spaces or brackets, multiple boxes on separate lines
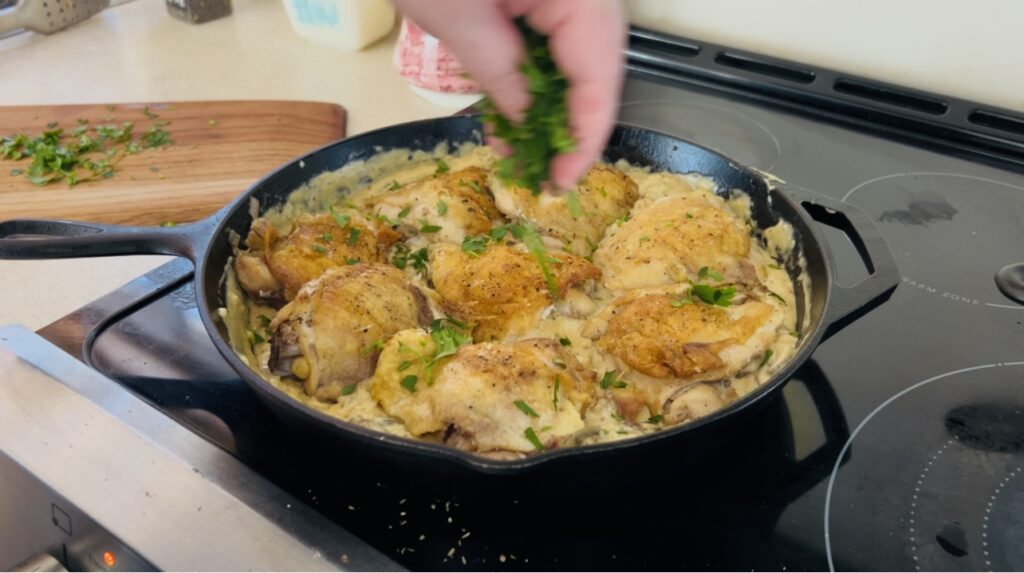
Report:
194,115,834,474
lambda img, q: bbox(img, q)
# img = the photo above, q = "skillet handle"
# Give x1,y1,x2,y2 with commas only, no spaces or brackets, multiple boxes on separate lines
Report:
0,217,216,262
779,185,899,340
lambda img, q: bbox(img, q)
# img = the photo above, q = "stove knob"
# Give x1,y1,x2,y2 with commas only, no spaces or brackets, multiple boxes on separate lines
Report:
995,263,1024,305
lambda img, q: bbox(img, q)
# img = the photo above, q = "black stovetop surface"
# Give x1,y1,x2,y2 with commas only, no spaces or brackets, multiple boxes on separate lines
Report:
40,44,1024,571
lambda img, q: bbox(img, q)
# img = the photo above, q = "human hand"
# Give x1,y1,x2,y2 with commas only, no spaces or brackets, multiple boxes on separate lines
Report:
392,0,627,192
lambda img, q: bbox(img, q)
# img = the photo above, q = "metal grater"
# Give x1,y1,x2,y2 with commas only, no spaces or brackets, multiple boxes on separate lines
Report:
0,0,110,37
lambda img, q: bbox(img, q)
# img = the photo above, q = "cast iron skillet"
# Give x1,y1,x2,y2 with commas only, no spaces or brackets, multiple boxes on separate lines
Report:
0,116,898,479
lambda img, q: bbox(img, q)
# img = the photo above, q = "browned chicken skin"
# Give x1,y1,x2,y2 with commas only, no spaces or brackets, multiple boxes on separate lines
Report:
367,167,501,244
428,242,601,341
234,212,399,305
593,194,754,292
370,333,596,454
268,264,432,402
587,284,779,381
490,165,639,256
584,283,783,424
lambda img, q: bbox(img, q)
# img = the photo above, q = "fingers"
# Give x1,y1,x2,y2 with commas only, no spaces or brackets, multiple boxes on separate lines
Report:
521,0,626,190
392,0,530,121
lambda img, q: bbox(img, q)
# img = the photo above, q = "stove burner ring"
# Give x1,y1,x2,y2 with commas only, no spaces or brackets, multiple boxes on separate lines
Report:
617,100,782,170
843,172,1024,311
824,361,1024,572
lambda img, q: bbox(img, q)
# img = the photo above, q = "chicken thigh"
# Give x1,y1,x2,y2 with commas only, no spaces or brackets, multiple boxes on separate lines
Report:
367,166,502,244
582,283,784,423
593,193,753,292
428,242,601,341
490,165,638,256
234,211,399,304
370,333,596,455
268,264,433,401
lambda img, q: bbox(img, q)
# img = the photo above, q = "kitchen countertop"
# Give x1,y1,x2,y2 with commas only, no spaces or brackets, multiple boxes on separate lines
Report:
0,0,447,330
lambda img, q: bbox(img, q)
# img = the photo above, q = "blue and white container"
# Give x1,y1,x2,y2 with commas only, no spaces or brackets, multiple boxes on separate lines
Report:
282,0,396,51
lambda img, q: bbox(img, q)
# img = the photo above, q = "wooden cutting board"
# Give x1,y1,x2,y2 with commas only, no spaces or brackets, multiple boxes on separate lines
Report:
0,101,346,226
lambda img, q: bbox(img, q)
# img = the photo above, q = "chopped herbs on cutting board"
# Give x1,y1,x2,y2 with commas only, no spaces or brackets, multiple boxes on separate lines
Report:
1,106,173,187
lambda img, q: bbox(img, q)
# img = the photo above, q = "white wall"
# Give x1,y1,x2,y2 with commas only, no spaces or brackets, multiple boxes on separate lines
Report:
626,0,1024,112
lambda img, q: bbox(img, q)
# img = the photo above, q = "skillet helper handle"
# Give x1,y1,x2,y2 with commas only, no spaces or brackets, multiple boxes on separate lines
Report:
780,186,899,339
0,218,213,262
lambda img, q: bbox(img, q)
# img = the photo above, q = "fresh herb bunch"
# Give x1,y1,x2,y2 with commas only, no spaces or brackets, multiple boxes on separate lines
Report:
479,19,575,196
1,110,172,187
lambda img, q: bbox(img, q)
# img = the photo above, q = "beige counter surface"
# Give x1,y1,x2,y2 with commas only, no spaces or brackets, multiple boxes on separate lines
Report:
0,0,447,330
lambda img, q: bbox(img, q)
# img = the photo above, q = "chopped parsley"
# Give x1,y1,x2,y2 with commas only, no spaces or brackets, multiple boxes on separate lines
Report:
507,223,560,299
310,244,328,255
558,336,572,347
552,376,561,410
400,375,418,393
362,339,384,355
397,360,414,372
1,116,173,187
141,124,172,148
420,223,442,234
408,247,429,272
465,178,482,194
691,283,737,307
647,415,664,424
768,291,787,305
685,212,694,219
566,190,583,218
760,349,774,367
319,233,333,242
389,243,425,272
329,206,351,228
346,258,360,265
258,314,272,328
428,318,472,366
434,158,449,174
489,226,508,241
524,427,544,450
248,329,265,345
514,400,539,418
698,266,725,282
397,205,412,219
388,180,401,191
436,200,448,216
670,292,693,308
461,235,489,256
340,384,357,396
346,227,361,246
480,19,574,196
599,371,627,389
